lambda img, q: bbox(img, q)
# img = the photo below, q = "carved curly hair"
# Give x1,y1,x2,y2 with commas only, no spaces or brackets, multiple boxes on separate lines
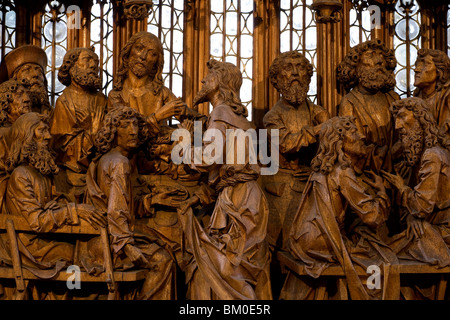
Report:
269,50,314,90
0,79,24,127
206,59,247,117
310,116,355,175
95,107,150,154
414,49,450,92
114,31,164,94
58,47,99,87
391,97,450,150
337,39,397,90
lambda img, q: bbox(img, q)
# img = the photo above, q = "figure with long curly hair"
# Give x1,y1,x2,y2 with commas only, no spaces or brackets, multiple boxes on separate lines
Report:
382,97,450,269
413,48,450,135
85,107,178,299
0,113,106,298
176,59,272,300
107,31,191,125
337,39,400,172
281,116,398,300
262,51,330,249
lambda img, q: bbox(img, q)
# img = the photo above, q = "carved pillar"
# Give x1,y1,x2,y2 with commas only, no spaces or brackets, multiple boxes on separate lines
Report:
183,0,211,116
315,0,344,116
252,0,280,129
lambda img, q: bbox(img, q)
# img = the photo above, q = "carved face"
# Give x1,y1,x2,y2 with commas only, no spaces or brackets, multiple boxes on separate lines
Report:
414,54,437,90
277,57,310,106
13,63,45,90
8,85,31,123
33,121,51,149
116,117,139,153
70,50,101,89
128,37,159,78
356,49,390,92
342,124,366,158
193,71,219,106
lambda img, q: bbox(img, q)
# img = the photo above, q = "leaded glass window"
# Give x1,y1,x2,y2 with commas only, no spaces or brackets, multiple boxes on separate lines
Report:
280,0,317,103
42,0,68,106
349,0,372,47
0,0,15,62
447,4,450,57
147,0,184,99
91,0,114,96
210,0,254,119
393,0,421,98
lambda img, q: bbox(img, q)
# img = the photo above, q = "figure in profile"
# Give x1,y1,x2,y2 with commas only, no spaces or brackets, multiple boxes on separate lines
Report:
413,49,450,136
281,116,398,300
177,59,272,300
383,97,450,268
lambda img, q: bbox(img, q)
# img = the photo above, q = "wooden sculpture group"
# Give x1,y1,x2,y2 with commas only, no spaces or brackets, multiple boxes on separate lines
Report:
0,33,448,300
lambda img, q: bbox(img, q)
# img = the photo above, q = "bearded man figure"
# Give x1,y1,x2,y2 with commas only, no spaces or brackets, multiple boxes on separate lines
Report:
280,116,398,300
0,80,32,214
0,113,106,298
382,97,450,269
262,51,330,249
337,39,399,172
49,47,107,202
176,59,272,300
0,45,52,115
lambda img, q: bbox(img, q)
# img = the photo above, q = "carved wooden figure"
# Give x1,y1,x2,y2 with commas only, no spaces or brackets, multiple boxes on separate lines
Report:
177,59,272,300
85,107,177,300
0,45,52,115
49,47,108,202
337,39,400,172
383,97,450,268
280,116,398,300
0,112,106,297
262,51,330,249
413,49,450,136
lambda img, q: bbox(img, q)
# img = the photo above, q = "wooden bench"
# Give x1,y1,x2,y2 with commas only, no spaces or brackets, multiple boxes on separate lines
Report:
277,250,450,300
0,214,146,300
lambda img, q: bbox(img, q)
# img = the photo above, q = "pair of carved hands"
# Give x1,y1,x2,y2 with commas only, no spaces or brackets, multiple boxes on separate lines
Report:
381,170,425,239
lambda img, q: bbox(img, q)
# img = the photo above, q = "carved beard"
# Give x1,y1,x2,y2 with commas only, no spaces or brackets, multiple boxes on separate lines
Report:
20,79,50,110
28,144,59,176
357,68,395,92
193,82,216,106
400,123,424,167
72,65,102,90
128,56,153,78
278,77,309,106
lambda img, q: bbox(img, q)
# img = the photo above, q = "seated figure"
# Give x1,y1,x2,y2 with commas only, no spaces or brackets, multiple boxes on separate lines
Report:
85,106,177,300
280,116,398,300
383,97,450,268
0,113,106,283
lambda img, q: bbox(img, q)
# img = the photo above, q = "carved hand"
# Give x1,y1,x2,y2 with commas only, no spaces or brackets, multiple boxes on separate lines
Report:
406,214,424,239
362,170,386,193
154,98,186,122
381,170,405,190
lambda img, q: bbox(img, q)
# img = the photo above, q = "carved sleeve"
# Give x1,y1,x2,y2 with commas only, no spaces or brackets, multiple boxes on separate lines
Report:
399,151,441,219
106,158,135,253
263,109,317,154
6,168,78,233
338,168,390,229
